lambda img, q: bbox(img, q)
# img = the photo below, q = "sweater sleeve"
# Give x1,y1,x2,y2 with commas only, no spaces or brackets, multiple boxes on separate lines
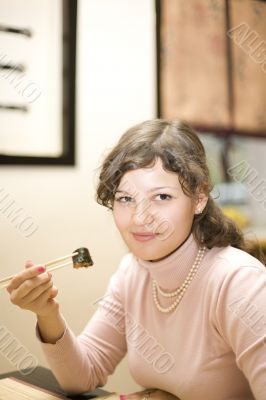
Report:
37,259,128,395
215,262,266,400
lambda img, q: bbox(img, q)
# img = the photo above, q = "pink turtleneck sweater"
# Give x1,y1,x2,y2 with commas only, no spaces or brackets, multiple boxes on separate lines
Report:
37,234,266,399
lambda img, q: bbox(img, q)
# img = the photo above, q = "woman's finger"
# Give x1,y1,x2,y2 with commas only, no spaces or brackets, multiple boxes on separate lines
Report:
48,285,58,299
7,265,46,292
27,285,59,312
17,279,54,307
9,272,51,302
25,259,35,269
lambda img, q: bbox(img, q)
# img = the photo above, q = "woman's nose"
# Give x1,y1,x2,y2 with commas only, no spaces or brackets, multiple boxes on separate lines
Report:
132,198,154,226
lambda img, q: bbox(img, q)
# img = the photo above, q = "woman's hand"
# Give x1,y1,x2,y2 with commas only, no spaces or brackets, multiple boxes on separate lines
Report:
6,260,59,317
120,389,179,400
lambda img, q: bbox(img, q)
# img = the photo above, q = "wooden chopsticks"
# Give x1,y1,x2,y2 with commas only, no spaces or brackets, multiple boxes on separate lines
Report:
0,251,78,290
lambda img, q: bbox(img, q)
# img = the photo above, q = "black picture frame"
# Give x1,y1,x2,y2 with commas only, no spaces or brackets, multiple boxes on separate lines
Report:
0,0,77,165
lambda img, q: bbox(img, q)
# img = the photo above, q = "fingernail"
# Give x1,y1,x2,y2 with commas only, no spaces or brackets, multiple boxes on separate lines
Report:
38,266,46,273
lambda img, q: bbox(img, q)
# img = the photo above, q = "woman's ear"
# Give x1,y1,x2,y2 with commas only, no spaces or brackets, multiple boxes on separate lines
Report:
194,193,208,215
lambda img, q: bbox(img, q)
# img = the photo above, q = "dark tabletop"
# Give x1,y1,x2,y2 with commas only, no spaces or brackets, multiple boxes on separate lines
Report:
0,366,109,399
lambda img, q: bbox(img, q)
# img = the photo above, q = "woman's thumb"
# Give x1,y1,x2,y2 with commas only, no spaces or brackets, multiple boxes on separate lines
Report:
25,259,35,269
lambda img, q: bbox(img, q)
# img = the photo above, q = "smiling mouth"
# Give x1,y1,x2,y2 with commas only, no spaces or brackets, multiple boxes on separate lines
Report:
132,232,157,242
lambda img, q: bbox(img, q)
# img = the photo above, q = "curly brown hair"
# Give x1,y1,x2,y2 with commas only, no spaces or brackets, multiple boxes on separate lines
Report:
96,119,265,264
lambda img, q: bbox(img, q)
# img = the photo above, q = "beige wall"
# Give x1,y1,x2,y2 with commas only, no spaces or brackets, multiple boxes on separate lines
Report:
0,0,156,393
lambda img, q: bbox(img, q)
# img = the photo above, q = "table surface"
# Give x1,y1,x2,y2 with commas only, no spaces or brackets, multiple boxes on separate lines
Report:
0,366,109,399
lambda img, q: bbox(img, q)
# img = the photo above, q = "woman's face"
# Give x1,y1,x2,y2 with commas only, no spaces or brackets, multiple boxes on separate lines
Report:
112,158,207,261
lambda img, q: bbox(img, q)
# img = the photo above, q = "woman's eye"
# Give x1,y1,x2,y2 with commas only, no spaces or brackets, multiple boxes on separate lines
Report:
115,196,133,203
155,193,172,201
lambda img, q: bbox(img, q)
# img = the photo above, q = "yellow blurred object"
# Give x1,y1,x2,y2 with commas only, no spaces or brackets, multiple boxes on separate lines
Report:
222,206,250,229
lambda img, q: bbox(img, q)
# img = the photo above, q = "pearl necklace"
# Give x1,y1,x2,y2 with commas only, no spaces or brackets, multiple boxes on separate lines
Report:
152,246,206,313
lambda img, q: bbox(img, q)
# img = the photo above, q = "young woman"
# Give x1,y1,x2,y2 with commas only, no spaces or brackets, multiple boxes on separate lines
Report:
7,120,266,399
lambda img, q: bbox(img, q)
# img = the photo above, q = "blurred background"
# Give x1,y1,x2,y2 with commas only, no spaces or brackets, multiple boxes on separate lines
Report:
0,0,266,394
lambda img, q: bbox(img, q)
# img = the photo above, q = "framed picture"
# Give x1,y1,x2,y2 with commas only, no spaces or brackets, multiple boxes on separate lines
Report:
0,0,77,165
156,0,266,138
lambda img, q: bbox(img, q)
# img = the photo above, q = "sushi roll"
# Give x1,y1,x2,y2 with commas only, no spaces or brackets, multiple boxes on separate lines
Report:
72,247,93,269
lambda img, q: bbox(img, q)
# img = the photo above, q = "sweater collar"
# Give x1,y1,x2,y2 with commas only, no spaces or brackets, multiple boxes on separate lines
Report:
137,233,200,291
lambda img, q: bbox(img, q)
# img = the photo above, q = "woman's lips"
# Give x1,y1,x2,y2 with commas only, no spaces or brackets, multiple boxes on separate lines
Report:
132,232,157,242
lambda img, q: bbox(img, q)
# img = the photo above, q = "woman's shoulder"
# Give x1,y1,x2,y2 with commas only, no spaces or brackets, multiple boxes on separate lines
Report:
108,253,148,295
115,252,146,277
206,244,265,282
202,246,266,311
214,245,263,268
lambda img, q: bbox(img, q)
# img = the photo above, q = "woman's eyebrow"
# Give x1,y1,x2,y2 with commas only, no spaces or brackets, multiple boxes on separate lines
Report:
115,186,178,195
115,189,131,194
148,186,177,192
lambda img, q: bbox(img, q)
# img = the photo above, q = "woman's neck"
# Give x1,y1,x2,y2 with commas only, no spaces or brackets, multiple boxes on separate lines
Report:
149,231,192,262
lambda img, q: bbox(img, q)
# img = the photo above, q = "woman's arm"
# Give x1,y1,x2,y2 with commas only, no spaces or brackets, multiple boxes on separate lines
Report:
216,264,266,400
37,309,66,344
7,260,127,395
7,260,65,344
